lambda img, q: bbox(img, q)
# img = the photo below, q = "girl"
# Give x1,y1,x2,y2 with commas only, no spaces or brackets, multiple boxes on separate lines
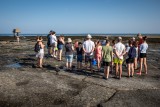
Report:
137,36,148,75
57,36,65,61
95,41,102,71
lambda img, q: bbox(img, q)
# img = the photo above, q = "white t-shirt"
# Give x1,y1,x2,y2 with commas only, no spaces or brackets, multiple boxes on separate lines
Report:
83,40,95,55
50,34,57,44
140,43,148,53
115,42,125,59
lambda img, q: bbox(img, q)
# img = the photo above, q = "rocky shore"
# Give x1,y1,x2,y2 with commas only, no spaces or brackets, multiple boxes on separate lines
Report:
0,36,160,107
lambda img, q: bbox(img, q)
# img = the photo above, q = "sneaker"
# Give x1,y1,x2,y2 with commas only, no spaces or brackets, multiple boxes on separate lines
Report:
102,76,107,80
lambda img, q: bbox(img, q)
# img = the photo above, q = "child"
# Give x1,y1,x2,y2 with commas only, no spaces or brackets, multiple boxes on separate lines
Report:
126,40,136,77
134,41,139,69
95,41,102,71
76,42,83,71
137,36,148,75
35,39,45,68
102,40,113,79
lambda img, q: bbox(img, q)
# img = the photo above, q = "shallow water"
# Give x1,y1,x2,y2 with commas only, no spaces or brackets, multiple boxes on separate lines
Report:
6,63,22,68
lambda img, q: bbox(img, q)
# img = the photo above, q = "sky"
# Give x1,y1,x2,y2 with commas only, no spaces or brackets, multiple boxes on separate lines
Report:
0,0,160,34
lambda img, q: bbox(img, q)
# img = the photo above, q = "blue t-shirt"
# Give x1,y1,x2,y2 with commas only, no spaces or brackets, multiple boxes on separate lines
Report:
140,43,148,53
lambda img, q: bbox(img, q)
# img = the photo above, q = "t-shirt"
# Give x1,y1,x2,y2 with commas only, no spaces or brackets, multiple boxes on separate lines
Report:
140,43,148,53
83,40,95,55
50,34,57,44
102,46,113,62
114,42,125,60
76,47,83,55
65,43,73,55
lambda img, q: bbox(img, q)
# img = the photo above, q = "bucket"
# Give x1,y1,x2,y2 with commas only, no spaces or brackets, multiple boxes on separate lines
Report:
92,59,97,65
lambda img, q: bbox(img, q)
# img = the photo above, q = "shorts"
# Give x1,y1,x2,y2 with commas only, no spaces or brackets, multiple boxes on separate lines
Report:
85,55,93,63
58,44,64,50
51,42,57,47
113,58,123,64
126,58,134,64
140,53,147,58
36,52,44,59
66,55,73,63
77,55,83,62
103,61,110,66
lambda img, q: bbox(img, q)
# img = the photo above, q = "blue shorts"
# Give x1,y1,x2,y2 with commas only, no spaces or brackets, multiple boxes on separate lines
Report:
77,55,83,62
66,55,73,62
58,44,64,50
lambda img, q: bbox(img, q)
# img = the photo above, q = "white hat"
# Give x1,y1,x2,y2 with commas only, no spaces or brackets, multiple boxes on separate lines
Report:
67,38,72,42
118,36,122,40
86,34,92,39
132,37,135,40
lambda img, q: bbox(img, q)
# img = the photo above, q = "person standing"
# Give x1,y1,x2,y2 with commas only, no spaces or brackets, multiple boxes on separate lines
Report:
126,40,136,77
76,42,83,71
83,34,95,72
35,37,45,68
95,41,102,71
114,37,125,79
65,38,74,71
57,35,65,61
102,40,113,79
137,36,148,75
50,31,57,57
47,30,53,56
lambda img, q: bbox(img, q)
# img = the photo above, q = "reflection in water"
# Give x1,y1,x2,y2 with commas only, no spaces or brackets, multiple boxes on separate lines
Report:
6,63,22,68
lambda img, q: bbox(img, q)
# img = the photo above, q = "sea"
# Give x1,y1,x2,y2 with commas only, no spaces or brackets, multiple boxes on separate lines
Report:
0,33,159,37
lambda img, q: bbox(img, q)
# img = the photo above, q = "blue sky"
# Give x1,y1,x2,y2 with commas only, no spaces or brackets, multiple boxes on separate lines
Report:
0,0,160,34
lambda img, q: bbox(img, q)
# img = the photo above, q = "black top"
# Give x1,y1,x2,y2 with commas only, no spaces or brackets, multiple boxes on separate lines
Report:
58,39,64,45
76,47,83,55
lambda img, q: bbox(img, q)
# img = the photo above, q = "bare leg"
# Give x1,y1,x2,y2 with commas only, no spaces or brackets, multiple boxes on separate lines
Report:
127,64,130,77
104,66,107,78
134,57,137,69
115,63,119,77
80,62,82,70
39,58,43,68
143,58,147,74
137,58,143,75
131,63,134,76
97,58,100,71
106,66,110,79
59,50,62,60
119,64,122,79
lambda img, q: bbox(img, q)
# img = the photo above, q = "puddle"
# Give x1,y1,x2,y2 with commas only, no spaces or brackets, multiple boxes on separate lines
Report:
6,63,22,68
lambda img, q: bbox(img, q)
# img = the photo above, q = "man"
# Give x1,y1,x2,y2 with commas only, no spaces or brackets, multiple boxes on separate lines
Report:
47,30,53,56
50,31,57,57
114,37,125,79
83,34,95,72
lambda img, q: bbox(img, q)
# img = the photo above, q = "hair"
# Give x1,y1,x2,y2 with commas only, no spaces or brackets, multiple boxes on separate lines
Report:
143,36,147,41
112,40,115,45
78,42,82,45
128,40,133,46
51,31,56,35
106,39,110,44
137,33,141,37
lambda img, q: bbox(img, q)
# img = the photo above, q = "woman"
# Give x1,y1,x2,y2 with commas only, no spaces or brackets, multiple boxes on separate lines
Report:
95,41,102,71
57,35,65,61
137,36,148,75
65,38,74,71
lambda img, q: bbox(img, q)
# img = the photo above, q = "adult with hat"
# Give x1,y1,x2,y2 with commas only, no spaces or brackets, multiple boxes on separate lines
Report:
83,34,95,72
65,38,74,71
113,37,125,79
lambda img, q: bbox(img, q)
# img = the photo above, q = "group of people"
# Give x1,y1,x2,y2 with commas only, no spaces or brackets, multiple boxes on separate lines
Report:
35,31,148,80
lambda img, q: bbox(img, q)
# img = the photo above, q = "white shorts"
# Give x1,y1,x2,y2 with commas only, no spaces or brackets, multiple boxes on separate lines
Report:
36,53,44,59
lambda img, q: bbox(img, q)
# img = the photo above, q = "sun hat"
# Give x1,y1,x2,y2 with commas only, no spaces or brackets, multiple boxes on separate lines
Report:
118,36,122,40
67,38,72,43
86,34,92,39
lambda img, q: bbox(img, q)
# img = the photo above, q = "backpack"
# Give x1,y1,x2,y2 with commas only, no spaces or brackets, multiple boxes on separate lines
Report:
34,42,41,52
128,46,136,58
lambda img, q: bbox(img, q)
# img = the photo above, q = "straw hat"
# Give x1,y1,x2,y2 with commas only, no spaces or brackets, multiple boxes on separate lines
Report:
67,38,72,42
86,34,92,39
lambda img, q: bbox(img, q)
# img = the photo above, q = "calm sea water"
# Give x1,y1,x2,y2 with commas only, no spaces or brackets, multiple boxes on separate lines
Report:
0,34,159,37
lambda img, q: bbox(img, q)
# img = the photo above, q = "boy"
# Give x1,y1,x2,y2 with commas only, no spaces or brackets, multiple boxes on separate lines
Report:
76,42,83,71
